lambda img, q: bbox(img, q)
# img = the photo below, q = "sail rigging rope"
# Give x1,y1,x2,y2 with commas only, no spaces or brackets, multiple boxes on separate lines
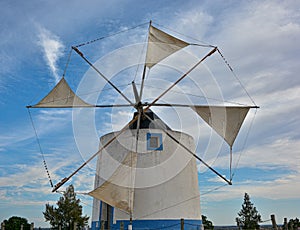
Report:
74,22,149,48
230,146,233,181
62,48,72,78
27,108,54,188
231,108,258,180
217,48,258,106
201,183,228,196
153,22,214,47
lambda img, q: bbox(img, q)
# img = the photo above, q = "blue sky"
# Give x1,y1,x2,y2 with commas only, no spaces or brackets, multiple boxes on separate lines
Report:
1,0,300,228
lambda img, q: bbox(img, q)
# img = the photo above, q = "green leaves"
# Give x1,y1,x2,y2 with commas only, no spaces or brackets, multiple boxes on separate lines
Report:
3,216,31,230
236,193,262,230
202,215,214,230
43,185,89,229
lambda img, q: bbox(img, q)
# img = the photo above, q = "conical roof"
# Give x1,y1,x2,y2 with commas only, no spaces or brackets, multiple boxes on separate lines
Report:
129,110,171,130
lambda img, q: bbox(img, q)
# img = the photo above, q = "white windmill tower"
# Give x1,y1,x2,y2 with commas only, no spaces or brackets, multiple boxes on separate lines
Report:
27,21,258,230
90,108,202,230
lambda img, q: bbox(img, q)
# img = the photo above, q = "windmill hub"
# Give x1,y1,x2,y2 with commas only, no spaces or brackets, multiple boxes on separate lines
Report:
134,101,143,111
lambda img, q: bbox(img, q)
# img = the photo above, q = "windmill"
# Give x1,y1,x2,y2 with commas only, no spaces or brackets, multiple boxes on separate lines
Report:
27,21,258,230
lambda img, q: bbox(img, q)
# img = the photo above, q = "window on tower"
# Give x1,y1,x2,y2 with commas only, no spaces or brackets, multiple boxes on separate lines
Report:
147,133,163,150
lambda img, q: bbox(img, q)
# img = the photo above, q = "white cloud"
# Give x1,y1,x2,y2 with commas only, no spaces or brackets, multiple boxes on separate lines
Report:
237,137,300,172
203,172,300,202
201,136,300,201
37,26,65,83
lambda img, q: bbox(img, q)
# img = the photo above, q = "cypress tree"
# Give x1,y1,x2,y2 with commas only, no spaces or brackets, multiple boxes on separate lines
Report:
43,185,89,229
236,193,261,229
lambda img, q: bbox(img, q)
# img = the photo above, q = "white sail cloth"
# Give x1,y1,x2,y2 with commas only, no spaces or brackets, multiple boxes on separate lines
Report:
89,151,137,214
145,25,189,68
32,78,92,108
192,106,250,147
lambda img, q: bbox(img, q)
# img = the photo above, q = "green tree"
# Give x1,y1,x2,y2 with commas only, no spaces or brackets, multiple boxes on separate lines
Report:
288,218,300,230
3,216,31,230
43,184,89,229
202,215,214,229
236,193,261,229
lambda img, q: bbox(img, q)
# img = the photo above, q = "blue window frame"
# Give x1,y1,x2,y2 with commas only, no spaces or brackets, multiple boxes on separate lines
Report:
147,133,163,151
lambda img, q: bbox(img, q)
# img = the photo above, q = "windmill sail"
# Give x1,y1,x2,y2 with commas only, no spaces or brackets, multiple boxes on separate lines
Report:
193,106,250,147
89,151,137,214
31,78,92,108
145,25,189,68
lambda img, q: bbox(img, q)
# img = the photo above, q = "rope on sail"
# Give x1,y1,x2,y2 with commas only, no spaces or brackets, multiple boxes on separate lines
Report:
201,184,228,196
27,108,54,188
62,48,72,78
230,146,233,181
153,22,214,47
74,22,149,48
217,48,258,106
231,108,258,180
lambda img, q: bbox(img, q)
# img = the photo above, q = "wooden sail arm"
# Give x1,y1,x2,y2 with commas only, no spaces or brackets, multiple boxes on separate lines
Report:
139,21,152,101
26,104,134,109
150,104,259,150
150,103,259,109
139,65,147,102
143,113,232,185
52,112,141,192
72,46,135,107
129,109,142,219
143,46,217,112
26,103,260,109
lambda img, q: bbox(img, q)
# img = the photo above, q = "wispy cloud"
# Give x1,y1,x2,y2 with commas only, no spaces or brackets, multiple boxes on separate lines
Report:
37,26,64,83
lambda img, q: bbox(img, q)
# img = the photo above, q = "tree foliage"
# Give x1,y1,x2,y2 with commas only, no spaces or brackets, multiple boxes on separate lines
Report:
3,216,31,230
43,185,89,229
202,215,214,230
287,218,300,230
236,193,261,229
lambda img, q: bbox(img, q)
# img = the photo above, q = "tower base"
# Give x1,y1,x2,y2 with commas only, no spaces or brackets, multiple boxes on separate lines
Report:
91,219,202,230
